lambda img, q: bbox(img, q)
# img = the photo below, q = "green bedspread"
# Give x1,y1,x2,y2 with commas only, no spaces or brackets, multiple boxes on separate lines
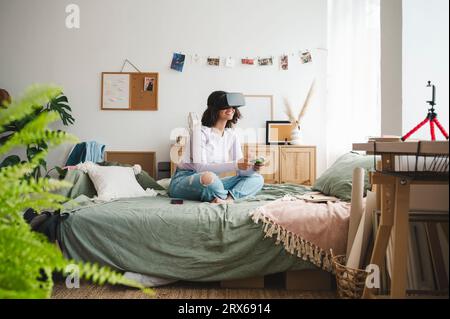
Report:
59,184,317,281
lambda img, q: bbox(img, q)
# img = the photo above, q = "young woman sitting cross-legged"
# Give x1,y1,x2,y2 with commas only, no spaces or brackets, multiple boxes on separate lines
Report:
169,91,264,204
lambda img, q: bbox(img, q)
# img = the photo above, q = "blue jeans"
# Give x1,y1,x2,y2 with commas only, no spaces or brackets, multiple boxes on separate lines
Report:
169,170,264,202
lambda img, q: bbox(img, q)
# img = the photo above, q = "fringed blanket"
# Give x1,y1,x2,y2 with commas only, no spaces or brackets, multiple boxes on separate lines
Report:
250,195,351,272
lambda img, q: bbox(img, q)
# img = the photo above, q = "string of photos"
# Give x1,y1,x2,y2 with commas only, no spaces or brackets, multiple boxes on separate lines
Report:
170,48,324,72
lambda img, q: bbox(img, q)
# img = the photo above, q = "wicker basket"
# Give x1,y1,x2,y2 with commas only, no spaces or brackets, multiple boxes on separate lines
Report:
332,255,368,299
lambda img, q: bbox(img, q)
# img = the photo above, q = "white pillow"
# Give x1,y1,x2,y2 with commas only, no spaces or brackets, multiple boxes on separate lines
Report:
81,163,148,201
156,178,171,190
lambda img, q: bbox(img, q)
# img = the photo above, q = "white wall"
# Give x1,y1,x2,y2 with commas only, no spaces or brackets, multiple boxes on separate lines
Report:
0,0,328,175
402,0,449,140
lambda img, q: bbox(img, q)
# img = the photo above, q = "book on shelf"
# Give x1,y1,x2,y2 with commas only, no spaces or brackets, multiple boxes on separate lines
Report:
413,222,436,291
437,223,449,282
425,222,449,291
372,210,449,295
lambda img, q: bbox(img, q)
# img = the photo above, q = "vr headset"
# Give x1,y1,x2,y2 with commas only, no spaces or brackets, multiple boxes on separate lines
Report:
207,91,246,109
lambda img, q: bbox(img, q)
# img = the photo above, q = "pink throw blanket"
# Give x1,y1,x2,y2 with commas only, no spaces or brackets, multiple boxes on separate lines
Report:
250,195,351,272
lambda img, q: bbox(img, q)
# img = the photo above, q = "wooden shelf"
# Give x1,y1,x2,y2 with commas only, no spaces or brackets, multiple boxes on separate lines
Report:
353,141,449,155
355,142,449,299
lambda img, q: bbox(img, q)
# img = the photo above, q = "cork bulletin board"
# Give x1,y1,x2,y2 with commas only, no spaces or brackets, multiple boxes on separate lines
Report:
101,72,158,111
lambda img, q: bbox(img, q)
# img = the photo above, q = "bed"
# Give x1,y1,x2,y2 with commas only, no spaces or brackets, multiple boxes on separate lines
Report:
58,183,318,282
56,152,371,288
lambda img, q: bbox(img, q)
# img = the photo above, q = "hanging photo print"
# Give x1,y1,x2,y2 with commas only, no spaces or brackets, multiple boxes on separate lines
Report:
191,53,201,64
171,53,186,72
258,57,273,66
144,77,155,92
207,57,221,66
225,57,235,68
300,50,312,64
167,48,315,72
241,58,255,65
280,55,289,70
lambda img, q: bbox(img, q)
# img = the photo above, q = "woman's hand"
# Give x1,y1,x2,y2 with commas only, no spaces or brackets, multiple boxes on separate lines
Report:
238,159,265,172
238,161,253,171
253,162,264,172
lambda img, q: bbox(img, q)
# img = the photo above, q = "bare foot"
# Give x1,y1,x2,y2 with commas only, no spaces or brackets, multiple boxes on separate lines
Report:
211,197,226,204
210,197,234,204
226,195,234,203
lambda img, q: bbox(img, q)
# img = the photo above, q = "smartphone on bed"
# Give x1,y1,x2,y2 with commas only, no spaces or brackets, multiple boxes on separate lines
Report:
170,199,184,205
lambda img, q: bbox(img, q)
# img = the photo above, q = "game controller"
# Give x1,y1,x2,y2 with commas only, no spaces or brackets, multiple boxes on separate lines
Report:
250,157,266,166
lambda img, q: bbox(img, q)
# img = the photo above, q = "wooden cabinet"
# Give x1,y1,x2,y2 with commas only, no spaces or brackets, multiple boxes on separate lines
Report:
243,144,316,186
279,146,316,185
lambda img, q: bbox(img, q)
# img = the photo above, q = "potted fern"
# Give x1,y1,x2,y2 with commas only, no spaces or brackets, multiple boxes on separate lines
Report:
0,84,152,298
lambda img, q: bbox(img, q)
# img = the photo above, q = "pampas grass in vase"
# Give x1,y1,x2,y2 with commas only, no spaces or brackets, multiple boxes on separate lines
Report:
283,80,316,145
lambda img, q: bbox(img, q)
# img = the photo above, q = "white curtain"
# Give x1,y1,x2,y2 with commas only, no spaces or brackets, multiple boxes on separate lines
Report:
326,0,381,167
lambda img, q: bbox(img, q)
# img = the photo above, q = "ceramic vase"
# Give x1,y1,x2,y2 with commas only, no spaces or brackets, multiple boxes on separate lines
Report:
290,124,301,145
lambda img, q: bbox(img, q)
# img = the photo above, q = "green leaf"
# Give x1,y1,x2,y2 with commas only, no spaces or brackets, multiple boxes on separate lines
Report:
47,94,75,126
60,104,72,111
0,155,21,168
39,158,47,172
26,146,39,161
0,132,15,145
38,140,48,150
53,95,68,104
55,166,67,179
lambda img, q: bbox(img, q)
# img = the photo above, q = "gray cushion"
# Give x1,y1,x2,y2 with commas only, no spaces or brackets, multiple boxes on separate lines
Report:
312,152,374,201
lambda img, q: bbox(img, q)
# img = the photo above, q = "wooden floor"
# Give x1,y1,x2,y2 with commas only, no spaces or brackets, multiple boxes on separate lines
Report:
52,281,337,299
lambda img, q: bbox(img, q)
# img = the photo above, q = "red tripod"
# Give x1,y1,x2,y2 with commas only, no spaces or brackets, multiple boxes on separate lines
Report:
402,82,449,141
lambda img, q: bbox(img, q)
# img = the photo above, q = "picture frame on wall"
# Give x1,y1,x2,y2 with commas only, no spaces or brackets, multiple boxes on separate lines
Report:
266,121,293,145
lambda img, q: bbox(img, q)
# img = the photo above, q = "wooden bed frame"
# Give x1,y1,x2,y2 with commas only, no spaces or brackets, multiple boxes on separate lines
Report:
105,151,157,178
220,269,335,291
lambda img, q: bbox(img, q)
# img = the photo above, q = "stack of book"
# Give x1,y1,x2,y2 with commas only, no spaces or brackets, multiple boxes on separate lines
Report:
373,210,449,295
368,136,403,142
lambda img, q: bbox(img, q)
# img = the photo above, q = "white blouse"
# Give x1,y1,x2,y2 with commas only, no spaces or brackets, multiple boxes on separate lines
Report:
178,126,247,174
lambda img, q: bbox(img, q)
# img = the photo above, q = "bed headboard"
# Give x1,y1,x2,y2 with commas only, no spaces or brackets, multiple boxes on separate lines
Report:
104,151,157,179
